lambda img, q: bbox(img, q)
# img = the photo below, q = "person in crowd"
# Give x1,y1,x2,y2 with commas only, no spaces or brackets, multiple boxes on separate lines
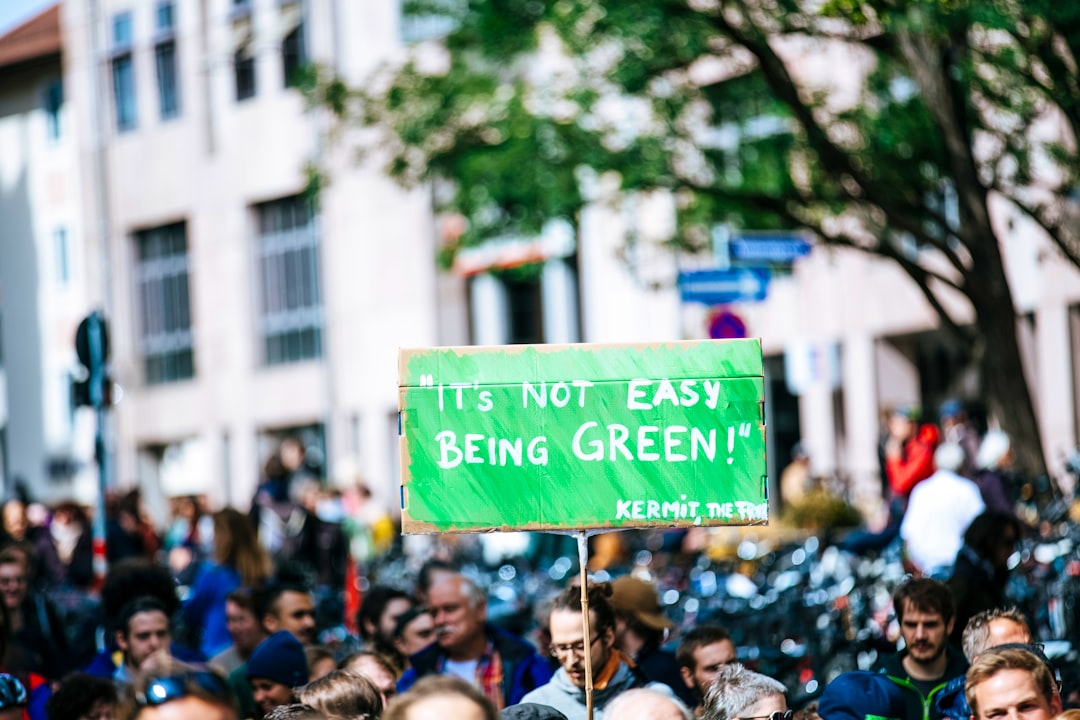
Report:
228,581,317,720
961,608,1032,663
93,597,173,689
358,588,414,673
105,491,159,564
780,443,811,507
126,658,236,720
520,582,661,719
413,561,458,606
701,663,787,720
45,672,117,720
938,400,981,479
384,676,496,720
0,547,70,679
246,632,310,720
263,705,326,720
875,578,968,720
816,671,908,720
965,647,1061,720
936,609,1035,720
604,688,693,720
257,582,317,647
899,442,985,579
498,705,567,720
250,439,314,567
210,590,267,676
305,648,336,684
398,573,550,710
946,511,1023,645
0,674,28,720
883,405,941,498
676,626,737,717
392,608,435,671
33,502,93,591
973,431,1017,515
86,563,199,682
340,651,399,711
185,509,272,660
297,670,382,720
609,576,695,707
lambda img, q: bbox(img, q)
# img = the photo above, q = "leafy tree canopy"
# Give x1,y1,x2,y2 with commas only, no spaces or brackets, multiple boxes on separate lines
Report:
307,0,1080,473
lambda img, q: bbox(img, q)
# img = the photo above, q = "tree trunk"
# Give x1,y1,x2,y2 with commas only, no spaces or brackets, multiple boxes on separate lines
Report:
971,265,1048,479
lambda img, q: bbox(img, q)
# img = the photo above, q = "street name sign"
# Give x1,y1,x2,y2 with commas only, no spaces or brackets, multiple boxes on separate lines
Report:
678,267,771,305
729,233,811,264
399,340,768,533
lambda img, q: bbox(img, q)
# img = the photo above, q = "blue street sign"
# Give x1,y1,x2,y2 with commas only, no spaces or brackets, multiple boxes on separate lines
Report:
678,267,771,305
730,233,811,263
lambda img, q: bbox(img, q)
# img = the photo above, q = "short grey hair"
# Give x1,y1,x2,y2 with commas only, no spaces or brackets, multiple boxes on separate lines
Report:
962,607,1030,662
934,442,965,473
605,688,693,720
703,663,786,720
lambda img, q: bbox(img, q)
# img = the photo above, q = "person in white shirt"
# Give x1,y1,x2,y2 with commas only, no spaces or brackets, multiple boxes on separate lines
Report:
900,442,986,578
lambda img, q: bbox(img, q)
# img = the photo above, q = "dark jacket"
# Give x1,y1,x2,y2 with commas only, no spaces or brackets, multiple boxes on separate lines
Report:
876,647,969,720
947,546,1009,646
398,625,553,707
636,644,695,707
934,673,969,720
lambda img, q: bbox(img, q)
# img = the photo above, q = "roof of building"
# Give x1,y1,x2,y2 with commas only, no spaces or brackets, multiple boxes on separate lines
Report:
0,4,61,72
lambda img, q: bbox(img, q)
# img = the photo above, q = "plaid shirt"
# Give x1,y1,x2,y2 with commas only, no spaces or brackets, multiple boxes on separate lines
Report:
437,642,505,711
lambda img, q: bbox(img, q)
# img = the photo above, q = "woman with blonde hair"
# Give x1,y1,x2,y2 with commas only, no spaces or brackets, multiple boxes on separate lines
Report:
184,508,273,658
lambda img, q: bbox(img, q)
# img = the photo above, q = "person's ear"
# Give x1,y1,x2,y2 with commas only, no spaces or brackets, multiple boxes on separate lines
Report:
680,665,695,690
115,631,128,653
263,613,279,634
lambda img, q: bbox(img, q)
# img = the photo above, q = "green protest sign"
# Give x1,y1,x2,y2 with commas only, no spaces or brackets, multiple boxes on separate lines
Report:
398,339,767,533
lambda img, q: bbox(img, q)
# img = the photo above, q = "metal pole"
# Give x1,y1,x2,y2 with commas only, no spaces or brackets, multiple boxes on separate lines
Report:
578,530,593,720
87,312,110,589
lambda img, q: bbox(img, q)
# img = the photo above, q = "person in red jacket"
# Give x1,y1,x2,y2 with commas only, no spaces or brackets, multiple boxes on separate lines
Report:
885,405,941,497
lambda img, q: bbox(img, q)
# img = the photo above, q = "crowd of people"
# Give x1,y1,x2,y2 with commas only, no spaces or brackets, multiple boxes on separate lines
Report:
0,399,1063,720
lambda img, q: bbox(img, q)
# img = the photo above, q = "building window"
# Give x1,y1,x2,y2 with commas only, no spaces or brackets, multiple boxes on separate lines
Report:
235,46,256,101
44,78,62,140
111,12,136,131
256,196,322,365
155,2,180,119
54,227,69,285
135,222,195,384
282,24,305,88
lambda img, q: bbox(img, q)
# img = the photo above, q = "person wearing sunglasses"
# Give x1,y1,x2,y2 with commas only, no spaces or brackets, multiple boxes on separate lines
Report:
128,660,236,720
0,673,27,720
520,582,675,719
701,663,787,720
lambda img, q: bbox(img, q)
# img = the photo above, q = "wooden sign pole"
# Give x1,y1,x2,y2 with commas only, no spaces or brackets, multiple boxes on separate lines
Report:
578,530,594,720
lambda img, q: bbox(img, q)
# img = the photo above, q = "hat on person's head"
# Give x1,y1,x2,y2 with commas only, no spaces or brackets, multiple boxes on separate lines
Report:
499,704,569,720
891,403,921,421
817,671,908,720
939,399,964,420
246,631,309,688
609,576,673,631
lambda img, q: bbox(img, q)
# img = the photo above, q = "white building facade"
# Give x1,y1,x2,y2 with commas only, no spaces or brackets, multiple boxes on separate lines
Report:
2,0,1079,519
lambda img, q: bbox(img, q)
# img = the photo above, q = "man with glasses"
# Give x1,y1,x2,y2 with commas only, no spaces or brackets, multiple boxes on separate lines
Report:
398,573,551,710
521,582,674,719
676,625,737,717
701,663,787,720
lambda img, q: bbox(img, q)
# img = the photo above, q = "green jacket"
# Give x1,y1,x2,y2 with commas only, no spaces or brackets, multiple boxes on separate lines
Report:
876,648,970,720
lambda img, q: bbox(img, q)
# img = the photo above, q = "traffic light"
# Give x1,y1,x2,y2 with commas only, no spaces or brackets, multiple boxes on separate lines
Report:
73,311,110,408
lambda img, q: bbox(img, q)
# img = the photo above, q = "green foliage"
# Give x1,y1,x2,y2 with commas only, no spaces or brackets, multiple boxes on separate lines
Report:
306,0,1078,282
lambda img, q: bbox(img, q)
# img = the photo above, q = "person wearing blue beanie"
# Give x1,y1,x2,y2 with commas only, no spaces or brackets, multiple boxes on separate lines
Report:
246,631,309,718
